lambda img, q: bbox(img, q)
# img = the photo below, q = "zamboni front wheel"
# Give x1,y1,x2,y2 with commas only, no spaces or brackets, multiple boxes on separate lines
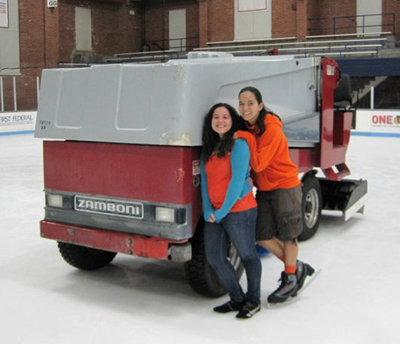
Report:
57,242,117,270
184,220,244,297
299,173,322,241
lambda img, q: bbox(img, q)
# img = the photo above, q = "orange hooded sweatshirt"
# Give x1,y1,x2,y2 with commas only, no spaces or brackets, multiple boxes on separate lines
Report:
236,113,300,191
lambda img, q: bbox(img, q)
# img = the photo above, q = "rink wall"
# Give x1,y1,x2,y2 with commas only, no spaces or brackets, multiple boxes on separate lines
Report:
0,111,36,136
1,110,399,138
353,110,400,138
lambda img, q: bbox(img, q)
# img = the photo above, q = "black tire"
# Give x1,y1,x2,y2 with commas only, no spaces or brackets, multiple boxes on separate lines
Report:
299,174,322,241
57,242,117,270
184,220,244,297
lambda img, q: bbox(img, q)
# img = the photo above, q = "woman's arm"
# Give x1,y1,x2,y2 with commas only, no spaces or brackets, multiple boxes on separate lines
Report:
236,127,283,173
213,139,251,223
200,160,215,222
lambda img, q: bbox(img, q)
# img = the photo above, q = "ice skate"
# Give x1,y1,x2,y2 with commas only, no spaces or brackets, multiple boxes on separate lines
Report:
296,261,315,293
267,272,297,304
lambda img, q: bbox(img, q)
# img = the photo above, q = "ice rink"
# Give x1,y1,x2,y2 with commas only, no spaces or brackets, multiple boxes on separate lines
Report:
1,134,400,344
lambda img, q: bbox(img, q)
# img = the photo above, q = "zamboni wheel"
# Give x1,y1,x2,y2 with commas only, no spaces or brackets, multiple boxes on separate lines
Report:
57,242,117,270
184,220,244,297
299,173,322,241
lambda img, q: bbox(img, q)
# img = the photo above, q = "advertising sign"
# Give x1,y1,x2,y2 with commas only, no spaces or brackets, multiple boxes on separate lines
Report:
0,0,8,28
354,109,400,137
0,111,37,135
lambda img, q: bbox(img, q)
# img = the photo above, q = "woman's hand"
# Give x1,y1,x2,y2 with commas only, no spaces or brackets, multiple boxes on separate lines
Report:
207,213,216,223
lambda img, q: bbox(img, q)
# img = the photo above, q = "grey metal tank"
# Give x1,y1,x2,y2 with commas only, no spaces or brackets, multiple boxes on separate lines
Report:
35,52,320,146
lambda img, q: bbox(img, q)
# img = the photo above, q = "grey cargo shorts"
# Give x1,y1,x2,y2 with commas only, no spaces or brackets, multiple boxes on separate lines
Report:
255,186,303,242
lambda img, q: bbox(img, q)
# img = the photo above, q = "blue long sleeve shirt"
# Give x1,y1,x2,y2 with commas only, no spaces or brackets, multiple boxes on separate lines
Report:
200,139,254,223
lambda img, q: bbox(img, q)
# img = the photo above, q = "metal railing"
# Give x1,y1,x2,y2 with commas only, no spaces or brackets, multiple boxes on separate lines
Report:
143,36,199,53
308,13,395,36
0,75,40,112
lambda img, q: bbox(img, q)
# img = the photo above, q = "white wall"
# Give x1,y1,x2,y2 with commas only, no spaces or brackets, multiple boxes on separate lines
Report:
234,0,271,41
75,7,92,51
356,0,382,34
169,9,186,50
0,0,20,76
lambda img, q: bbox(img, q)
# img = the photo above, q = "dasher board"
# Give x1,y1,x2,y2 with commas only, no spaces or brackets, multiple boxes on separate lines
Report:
35,54,320,146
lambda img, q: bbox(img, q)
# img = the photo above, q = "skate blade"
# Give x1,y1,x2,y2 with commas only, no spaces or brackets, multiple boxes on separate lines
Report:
266,269,322,308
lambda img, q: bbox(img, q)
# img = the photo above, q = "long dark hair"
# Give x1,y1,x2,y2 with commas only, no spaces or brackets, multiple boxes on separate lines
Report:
202,103,240,162
238,86,280,137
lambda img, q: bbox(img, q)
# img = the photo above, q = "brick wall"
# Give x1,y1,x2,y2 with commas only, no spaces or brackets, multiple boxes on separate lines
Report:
10,0,143,110
19,1,45,69
19,0,143,65
6,0,399,111
13,1,58,110
272,0,297,38
59,1,76,62
207,0,234,42
308,0,357,35
186,1,200,48
144,0,198,50
383,0,399,40
143,0,233,47
272,0,310,40
296,0,308,39
91,1,142,56
60,0,142,60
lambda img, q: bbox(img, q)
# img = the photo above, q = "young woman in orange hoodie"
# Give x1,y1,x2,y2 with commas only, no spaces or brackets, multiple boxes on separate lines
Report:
236,86,314,304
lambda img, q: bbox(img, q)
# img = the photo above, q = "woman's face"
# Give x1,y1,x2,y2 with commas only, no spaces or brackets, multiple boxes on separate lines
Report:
239,91,264,125
211,106,233,138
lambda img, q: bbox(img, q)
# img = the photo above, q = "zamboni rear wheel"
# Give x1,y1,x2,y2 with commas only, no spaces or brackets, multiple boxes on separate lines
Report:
299,174,322,241
57,242,117,270
184,220,244,297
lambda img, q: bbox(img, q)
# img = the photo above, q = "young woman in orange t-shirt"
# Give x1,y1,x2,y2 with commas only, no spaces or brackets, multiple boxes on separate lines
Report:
201,103,261,319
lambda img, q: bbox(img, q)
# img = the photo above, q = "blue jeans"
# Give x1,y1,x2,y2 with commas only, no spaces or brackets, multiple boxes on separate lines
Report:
204,207,261,305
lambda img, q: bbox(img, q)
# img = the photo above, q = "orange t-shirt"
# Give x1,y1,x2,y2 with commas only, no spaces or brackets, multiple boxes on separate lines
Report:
205,153,257,213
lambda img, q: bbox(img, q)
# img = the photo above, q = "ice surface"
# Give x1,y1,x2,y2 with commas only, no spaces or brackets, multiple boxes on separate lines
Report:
1,134,400,344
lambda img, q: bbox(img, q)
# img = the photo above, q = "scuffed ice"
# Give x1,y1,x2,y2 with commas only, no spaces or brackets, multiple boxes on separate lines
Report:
1,134,400,344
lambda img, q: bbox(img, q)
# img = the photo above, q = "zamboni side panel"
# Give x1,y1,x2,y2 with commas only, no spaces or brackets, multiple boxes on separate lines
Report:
35,56,320,146
43,141,201,203
43,141,202,235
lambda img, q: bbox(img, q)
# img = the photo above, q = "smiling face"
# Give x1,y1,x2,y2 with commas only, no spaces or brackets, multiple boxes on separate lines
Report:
239,91,264,125
211,106,233,138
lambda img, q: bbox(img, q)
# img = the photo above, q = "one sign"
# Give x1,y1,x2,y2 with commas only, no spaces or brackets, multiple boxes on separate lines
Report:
0,0,8,28
354,109,400,137
47,0,58,8
238,0,267,12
